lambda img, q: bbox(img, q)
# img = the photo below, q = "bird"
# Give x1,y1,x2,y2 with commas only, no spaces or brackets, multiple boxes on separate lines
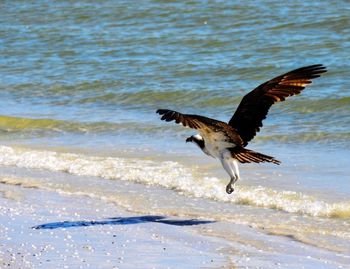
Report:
156,64,327,194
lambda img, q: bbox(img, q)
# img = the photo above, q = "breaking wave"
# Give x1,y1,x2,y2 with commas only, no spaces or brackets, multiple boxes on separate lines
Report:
0,145,349,219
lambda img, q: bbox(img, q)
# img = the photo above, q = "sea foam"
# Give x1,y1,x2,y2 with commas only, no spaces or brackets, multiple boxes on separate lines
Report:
0,145,349,218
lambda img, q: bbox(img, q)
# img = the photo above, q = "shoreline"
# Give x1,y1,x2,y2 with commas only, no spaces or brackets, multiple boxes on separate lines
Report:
1,172,349,268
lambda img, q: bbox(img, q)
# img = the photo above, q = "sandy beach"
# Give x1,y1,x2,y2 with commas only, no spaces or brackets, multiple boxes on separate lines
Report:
1,167,349,268
1,185,228,269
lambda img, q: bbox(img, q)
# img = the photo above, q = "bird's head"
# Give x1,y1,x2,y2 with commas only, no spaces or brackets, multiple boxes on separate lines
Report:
186,134,205,149
185,136,194,143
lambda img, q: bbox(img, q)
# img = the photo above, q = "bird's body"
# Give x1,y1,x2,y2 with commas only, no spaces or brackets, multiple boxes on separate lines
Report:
157,65,327,193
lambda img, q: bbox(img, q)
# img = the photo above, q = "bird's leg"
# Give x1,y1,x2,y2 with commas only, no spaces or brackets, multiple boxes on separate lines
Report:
228,159,240,193
226,171,240,194
221,153,240,194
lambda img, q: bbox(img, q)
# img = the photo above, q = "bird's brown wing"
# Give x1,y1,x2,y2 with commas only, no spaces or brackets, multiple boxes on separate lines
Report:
157,109,224,131
156,109,243,145
228,64,327,146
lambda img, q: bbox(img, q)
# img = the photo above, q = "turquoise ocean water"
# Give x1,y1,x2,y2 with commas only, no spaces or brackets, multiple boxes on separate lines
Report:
1,1,350,266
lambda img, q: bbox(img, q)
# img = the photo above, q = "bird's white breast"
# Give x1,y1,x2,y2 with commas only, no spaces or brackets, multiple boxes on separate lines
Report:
202,132,236,158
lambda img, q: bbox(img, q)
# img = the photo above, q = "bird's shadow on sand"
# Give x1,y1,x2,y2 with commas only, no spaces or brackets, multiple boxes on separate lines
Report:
32,215,215,230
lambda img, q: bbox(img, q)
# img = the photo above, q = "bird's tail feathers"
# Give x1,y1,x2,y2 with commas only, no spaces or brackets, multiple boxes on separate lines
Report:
229,147,281,165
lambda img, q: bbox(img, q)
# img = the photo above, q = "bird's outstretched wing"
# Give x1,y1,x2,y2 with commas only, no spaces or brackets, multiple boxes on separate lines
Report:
156,109,244,145
156,109,224,131
228,64,327,146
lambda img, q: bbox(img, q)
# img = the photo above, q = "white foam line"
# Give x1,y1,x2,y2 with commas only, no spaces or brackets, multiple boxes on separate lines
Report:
0,145,349,218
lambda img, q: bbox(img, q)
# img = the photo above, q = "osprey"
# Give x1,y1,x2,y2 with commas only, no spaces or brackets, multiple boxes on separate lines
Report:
156,65,327,194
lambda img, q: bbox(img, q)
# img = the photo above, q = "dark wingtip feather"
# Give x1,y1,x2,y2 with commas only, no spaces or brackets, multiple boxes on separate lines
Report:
156,109,166,115
273,159,281,165
157,109,178,123
304,64,327,73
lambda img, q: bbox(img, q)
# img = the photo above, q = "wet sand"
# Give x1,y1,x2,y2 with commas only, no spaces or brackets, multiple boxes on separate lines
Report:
0,185,229,269
1,177,348,269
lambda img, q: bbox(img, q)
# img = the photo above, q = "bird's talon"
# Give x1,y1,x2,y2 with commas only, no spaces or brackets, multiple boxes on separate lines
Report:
226,185,234,194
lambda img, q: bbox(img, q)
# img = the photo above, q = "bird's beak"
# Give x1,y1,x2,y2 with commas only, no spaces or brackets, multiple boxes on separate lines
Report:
186,136,193,143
